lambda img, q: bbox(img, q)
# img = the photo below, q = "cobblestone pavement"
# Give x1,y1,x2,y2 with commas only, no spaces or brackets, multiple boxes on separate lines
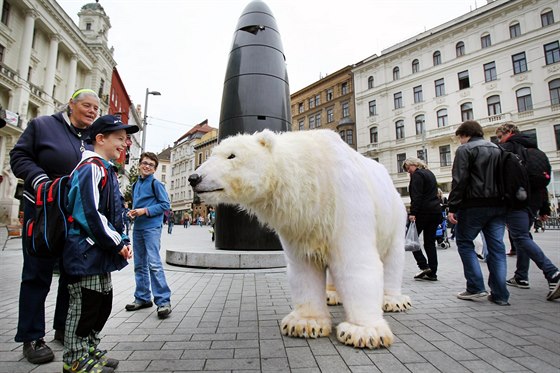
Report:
0,225,559,372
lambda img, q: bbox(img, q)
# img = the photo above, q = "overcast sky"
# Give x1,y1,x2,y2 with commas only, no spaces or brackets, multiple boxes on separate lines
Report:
57,0,479,152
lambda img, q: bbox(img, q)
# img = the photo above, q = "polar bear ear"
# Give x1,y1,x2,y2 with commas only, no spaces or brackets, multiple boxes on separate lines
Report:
256,129,275,150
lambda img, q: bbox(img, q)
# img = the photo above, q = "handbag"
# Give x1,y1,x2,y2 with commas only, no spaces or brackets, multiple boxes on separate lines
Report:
405,221,422,252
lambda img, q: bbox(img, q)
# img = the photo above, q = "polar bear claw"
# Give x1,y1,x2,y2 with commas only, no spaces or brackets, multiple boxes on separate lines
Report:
281,311,331,338
336,321,394,349
383,294,412,312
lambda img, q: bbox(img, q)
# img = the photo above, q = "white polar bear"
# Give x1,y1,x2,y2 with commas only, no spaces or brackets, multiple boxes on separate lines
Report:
188,129,411,349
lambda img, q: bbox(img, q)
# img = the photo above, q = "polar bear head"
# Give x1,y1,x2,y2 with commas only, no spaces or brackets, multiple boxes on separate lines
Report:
188,129,278,208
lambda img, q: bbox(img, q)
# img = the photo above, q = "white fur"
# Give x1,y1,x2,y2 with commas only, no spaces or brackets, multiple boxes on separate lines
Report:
191,129,411,349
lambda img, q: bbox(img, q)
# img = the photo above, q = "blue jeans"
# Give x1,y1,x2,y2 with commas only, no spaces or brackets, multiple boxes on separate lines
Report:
16,200,69,342
132,226,171,306
456,206,509,302
507,208,558,282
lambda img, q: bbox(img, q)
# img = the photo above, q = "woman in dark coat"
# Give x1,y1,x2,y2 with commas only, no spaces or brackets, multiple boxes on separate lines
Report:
404,157,442,281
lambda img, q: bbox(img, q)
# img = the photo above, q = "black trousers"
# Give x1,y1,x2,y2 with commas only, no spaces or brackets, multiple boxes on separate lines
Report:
411,214,442,276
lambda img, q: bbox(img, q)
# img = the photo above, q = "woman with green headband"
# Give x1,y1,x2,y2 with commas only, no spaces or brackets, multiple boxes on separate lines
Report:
9,89,100,365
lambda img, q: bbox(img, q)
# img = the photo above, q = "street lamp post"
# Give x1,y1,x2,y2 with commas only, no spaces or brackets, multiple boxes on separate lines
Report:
141,88,161,153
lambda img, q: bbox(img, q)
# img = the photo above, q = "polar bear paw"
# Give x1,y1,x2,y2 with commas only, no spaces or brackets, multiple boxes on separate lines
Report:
383,294,412,312
281,311,331,338
336,320,394,349
326,289,342,306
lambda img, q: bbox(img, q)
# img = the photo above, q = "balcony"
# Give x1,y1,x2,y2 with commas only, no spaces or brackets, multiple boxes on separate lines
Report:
0,63,17,83
363,142,379,157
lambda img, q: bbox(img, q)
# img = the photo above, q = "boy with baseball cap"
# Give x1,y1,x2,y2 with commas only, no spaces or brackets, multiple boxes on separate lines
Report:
62,115,138,373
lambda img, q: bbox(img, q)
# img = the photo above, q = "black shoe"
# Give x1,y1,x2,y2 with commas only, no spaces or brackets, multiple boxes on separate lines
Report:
547,272,560,301
157,304,172,319
125,301,153,311
54,329,64,344
22,339,54,364
487,294,510,306
414,268,431,280
506,251,516,256
424,274,438,281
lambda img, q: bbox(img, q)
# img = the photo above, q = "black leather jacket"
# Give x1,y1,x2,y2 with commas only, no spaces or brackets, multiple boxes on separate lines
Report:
448,137,504,213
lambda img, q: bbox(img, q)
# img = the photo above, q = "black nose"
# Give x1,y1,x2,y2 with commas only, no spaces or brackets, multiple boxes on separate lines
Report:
188,174,201,187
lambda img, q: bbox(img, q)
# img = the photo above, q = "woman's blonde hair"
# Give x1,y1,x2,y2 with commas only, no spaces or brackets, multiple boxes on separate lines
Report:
403,157,427,171
57,88,100,114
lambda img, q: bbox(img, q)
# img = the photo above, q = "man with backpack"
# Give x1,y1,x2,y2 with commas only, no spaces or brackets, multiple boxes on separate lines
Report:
496,124,559,301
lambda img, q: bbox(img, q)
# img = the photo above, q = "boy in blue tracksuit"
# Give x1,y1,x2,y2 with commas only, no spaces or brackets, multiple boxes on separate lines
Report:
62,115,138,373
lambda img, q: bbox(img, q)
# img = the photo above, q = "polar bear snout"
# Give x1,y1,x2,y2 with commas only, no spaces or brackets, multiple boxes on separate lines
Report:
188,174,202,187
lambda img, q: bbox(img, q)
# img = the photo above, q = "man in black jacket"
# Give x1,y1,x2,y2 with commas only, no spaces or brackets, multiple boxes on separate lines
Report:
448,121,509,305
496,123,559,301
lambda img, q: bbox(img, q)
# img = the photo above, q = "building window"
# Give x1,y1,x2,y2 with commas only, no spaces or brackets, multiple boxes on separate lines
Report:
413,85,423,103
435,78,445,97
433,51,441,66
27,66,32,81
439,145,451,167
481,33,491,48
346,129,354,145
458,70,470,89
342,102,349,117
368,100,377,116
298,102,304,113
315,113,321,127
395,120,405,139
484,61,497,82
456,41,465,57
487,95,501,116
541,10,554,27
509,22,521,38
394,92,403,109
1,2,10,26
309,115,315,129
326,88,333,101
516,87,533,112
437,109,448,127
0,44,4,62
549,79,560,105
368,76,374,89
309,97,315,109
341,82,348,95
397,153,406,173
298,119,304,130
415,115,425,135
461,102,474,121
544,41,560,65
370,126,378,143
315,94,321,106
327,108,334,123
412,59,419,73
393,67,400,80
417,149,427,162
555,125,560,150
512,52,528,74
86,22,92,31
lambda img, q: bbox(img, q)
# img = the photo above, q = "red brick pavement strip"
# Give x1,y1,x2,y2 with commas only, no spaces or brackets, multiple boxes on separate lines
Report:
0,227,558,372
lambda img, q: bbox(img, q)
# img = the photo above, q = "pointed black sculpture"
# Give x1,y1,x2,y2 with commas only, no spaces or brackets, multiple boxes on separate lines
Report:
215,0,291,251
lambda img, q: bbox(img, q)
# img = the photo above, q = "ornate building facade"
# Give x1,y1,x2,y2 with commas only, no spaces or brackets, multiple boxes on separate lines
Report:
353,0,559,207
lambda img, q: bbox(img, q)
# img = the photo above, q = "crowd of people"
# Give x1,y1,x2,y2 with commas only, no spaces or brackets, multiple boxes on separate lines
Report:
8,89,560,372
406,120,559,307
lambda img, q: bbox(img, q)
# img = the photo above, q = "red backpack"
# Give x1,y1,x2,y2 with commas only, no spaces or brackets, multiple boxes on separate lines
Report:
25,158,108,258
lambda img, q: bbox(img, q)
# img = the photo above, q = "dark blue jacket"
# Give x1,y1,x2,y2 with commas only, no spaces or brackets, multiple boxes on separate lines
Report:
10,112,92,204
132,174,170,229
63,152,128,276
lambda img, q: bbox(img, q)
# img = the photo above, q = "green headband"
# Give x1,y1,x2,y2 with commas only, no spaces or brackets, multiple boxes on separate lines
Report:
71,88,96,100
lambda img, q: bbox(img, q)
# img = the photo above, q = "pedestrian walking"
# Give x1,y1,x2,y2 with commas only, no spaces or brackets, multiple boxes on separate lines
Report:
403,158,441,281
448,120,509,306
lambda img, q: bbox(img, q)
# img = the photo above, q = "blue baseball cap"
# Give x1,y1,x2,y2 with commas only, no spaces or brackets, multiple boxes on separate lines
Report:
88,115,139,143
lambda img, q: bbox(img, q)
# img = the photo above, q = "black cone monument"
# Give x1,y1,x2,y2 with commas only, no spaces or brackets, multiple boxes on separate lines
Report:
215,1,291,251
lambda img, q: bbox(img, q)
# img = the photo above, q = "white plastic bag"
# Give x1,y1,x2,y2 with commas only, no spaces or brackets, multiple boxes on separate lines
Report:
405,222,422,252
474,233,484,257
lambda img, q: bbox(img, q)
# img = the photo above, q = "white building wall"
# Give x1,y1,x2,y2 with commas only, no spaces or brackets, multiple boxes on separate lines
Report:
354,0,560,207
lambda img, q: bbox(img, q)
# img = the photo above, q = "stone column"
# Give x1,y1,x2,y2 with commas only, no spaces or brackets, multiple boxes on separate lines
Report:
43,34,59,113
17,10,37,79
66,54,78,100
